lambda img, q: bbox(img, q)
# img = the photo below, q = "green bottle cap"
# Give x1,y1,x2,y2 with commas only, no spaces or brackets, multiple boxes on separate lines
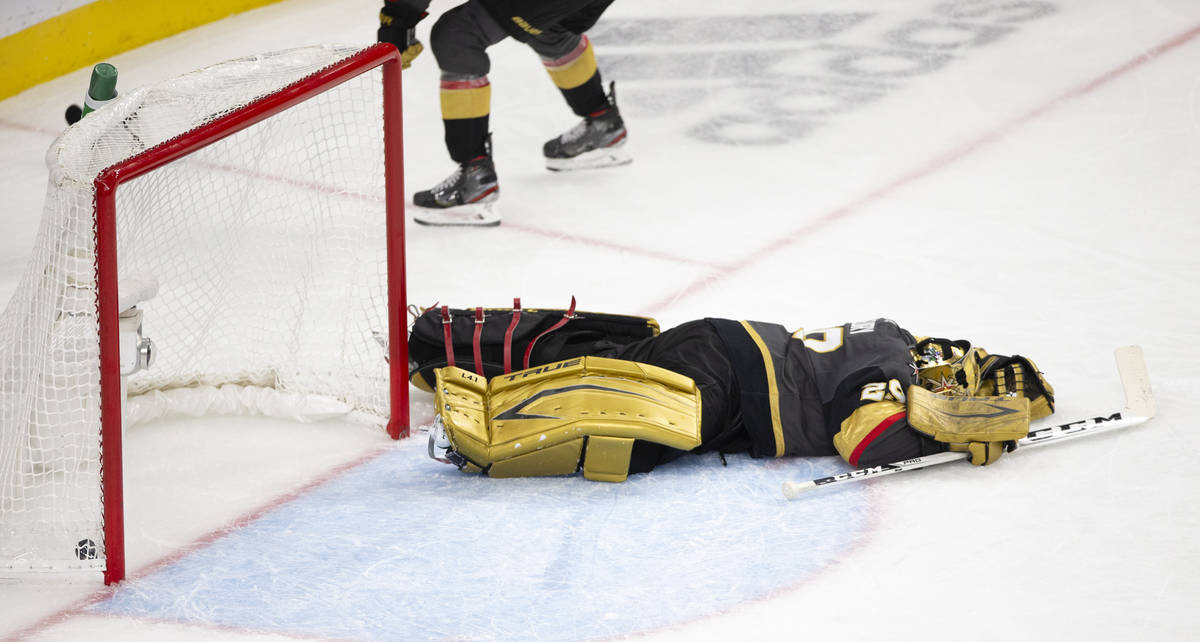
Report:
88,63,118,101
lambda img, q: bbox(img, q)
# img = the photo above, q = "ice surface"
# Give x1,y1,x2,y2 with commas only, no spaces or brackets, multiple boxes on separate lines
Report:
2,0,1199,640
92,446,870,641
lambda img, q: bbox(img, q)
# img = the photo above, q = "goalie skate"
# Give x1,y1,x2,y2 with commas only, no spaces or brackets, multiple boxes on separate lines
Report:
544,82,631,172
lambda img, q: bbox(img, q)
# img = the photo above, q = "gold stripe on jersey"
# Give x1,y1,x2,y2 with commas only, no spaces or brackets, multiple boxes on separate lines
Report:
739,320,786,456
543,37,598,90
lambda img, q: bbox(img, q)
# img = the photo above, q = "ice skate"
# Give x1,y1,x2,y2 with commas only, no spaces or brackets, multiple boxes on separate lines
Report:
412,151,500,227
543,82,631,172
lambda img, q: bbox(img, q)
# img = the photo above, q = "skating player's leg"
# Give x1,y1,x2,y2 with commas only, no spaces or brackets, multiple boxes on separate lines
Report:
529,5,631,171
413,1,508,226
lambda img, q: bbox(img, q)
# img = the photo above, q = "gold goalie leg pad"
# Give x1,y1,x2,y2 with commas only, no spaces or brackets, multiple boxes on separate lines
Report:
433,357,702,482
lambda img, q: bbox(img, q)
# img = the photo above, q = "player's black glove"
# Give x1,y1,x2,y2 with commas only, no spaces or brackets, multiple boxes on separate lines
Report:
378,0,428,69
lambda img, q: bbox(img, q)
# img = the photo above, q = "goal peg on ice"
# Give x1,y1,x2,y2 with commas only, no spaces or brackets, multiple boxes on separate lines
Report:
65,62,118,125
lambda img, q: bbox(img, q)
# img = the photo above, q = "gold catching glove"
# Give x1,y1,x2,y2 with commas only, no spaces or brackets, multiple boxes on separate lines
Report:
975,354,1056,420
913,338,1056,421
429,356,702,482
907,385,1031,465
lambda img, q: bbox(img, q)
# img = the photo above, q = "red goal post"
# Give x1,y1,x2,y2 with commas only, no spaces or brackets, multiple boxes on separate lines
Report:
0,43,409,585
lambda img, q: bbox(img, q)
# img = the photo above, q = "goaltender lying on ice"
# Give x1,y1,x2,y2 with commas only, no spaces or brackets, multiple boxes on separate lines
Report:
406,300,1055,482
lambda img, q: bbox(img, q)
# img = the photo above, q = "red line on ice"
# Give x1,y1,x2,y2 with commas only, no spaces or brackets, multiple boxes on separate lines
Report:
500,220,719,268
644,22,1200,313
1,445,394,642
2,20,1198,642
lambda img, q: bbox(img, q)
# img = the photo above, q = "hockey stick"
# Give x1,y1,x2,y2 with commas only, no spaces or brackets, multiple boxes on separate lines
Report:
781,345,1156,500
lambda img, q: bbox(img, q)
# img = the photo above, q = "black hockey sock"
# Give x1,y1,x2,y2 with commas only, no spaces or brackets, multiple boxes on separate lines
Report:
560,72,608,117
444,116,490,163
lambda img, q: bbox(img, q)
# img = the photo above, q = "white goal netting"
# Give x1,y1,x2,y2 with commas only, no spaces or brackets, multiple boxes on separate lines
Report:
0,45,398,576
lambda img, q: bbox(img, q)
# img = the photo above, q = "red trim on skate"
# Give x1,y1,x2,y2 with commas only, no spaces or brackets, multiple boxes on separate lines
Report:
541,35,590,68
440,76,490,90
472,307,485,375
849,411,907,467
523,296,577,370
467,186,498,203
503,298,522,373
440,306,455,368
606,130,627,146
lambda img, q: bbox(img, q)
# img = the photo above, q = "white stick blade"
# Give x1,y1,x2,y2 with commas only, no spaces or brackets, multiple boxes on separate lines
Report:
1115,345,1156,418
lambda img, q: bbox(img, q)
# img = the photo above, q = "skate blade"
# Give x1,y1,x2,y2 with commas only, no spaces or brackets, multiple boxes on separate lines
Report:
545,145,632,172
412,200,500,227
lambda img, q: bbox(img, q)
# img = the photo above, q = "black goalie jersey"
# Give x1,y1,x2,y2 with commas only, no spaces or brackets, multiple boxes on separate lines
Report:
706,317,946,467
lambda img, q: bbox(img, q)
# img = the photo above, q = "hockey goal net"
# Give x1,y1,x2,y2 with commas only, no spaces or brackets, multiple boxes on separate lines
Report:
0,44,409,584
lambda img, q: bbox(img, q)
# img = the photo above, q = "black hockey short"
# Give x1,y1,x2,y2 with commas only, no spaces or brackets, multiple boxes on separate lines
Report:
430,0,612,76
602,320,752,473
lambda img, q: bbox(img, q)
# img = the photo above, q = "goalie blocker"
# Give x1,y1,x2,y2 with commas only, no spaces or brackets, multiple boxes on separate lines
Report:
414,302,1056,481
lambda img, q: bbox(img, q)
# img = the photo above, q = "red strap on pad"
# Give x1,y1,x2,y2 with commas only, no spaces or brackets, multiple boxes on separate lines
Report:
440,305,455,368
522,295,577,370
503,297,522,373
472,306,485,375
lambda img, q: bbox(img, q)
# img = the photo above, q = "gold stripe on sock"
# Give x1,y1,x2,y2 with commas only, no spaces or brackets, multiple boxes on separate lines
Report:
544,39,597,90
440,84,491,120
